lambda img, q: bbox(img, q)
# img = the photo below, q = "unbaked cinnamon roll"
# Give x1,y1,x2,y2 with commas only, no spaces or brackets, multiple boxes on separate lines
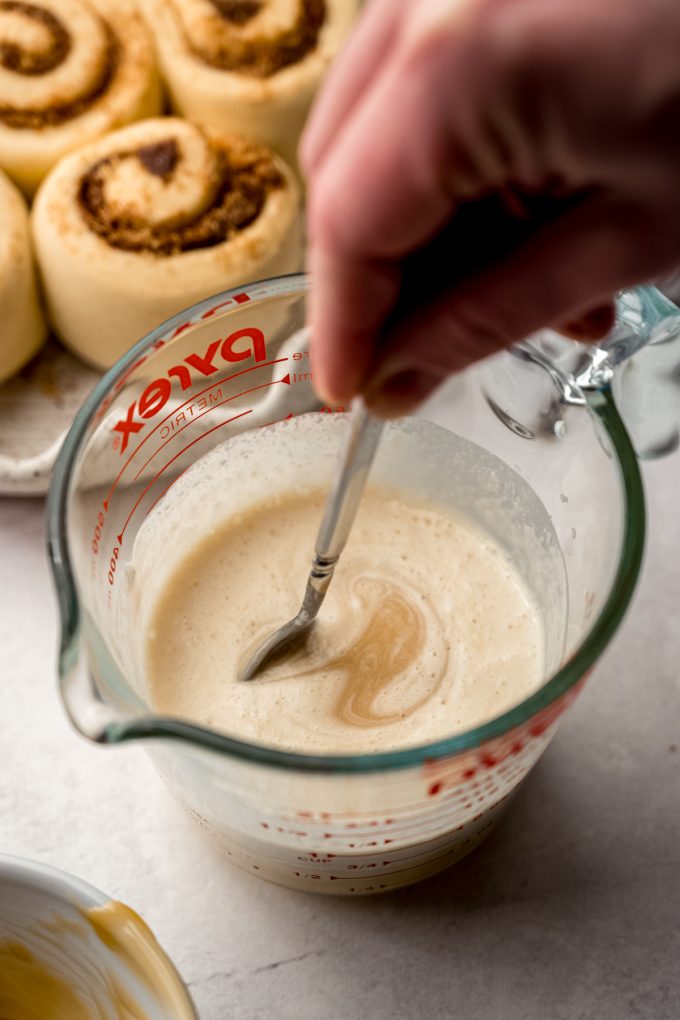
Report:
0,169,46,383
0,0,162,196
138,0,359,166
32,117,302,368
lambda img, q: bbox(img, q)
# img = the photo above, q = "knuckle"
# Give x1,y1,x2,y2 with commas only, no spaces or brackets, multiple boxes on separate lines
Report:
453,3,577,118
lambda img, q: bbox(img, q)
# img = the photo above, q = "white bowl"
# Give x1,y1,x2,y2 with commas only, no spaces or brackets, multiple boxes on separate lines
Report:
0,855,197,1019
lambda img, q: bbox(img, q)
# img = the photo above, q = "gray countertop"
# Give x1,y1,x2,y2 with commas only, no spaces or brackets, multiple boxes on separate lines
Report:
1,452,678,1020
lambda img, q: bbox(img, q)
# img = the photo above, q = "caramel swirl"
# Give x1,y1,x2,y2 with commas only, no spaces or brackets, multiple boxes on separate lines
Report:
173,0,326,77
0,0,118,129
292,577,449,729
78,133,283,255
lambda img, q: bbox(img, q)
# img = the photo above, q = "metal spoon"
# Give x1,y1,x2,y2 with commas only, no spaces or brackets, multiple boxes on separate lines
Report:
239,399,384,681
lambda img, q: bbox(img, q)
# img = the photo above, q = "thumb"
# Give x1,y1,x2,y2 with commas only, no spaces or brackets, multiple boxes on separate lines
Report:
364,192,675,416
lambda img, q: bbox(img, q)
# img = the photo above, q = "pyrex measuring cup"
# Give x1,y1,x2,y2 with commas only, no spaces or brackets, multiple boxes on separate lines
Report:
48,275,680,894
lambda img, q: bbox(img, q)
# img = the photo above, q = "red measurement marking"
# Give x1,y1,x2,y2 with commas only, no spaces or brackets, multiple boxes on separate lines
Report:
376,833,475,867
279,783,504,829
201,300,232,319
233,292,250,303
288,796,484,832
103,358,287,509
116,409,252,545
326,842,477,883
259,412,294,429
132,375,290,481
170,320,193,340
313,812,476,842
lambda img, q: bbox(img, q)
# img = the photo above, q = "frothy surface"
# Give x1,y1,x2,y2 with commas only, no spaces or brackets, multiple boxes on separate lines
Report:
145,488,545,754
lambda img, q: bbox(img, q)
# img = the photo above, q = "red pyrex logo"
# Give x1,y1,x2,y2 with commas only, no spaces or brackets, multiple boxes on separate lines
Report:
112,327,266,453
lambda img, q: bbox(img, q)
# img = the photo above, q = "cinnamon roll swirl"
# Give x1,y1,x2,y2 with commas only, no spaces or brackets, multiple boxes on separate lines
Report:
138,0,359,166
0,0,162,196
31,117,302,368
0,169,46,383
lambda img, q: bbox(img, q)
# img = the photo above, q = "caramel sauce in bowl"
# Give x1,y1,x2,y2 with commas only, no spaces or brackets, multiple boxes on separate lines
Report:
0,856,196,1019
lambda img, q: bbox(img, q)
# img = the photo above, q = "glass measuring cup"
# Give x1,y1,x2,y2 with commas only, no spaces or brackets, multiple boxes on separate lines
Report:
48,275,679,894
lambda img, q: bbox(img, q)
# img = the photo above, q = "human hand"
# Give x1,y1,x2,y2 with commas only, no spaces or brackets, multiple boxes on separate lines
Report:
302,0,680,415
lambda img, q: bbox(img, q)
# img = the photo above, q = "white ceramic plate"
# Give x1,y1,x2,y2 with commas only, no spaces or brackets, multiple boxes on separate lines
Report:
0,339,100,497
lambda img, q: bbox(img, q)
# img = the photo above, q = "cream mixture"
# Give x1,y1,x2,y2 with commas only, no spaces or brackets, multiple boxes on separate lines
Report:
146,487,545,754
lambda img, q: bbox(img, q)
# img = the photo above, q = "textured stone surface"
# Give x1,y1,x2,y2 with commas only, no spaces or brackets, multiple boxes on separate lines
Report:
0,453,678,1020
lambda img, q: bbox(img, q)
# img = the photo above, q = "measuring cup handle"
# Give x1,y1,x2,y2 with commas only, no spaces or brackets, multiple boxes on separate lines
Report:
603,285,680,458
605,285,680,366
518,284,680,459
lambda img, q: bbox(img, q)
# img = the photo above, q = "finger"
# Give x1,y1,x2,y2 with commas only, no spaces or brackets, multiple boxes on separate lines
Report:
365,192,680,415
557,303,616,340
364,368,443,419
308,243,401,404
308,51,459,403
300,0,404,178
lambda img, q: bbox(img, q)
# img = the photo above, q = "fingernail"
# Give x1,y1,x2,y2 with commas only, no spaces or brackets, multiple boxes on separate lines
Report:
583,304,616,337
308,349,359,408
560,304,615,341
364,369,440,418
313,380,348,407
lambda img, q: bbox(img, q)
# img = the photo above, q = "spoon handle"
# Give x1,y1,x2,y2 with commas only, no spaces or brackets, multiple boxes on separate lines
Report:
238,401,384,681
307,400,384,600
